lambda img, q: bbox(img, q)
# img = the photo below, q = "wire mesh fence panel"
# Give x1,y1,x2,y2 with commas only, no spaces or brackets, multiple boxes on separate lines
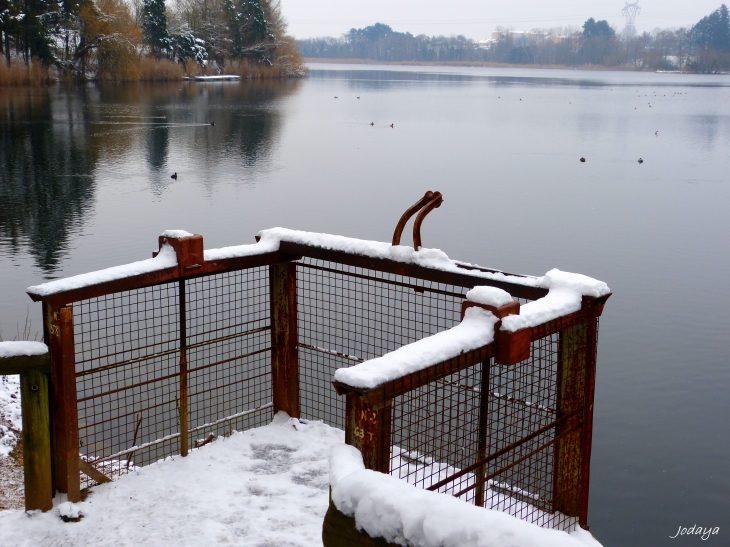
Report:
186,268,273,443
66,244,598,531
73,266,274,488
296,258,467,428
74,283,181,487
390,361,483,498
481,332,569,530
388,315,598,532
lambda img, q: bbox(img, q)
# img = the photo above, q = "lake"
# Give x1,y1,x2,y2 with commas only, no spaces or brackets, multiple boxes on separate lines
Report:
1,63,729,546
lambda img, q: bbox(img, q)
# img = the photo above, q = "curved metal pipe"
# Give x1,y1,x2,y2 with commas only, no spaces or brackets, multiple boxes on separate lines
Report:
392,191,434,246
412,191,443,251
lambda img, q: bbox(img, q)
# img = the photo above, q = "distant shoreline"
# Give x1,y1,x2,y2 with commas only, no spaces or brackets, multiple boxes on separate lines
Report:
303,57,688,74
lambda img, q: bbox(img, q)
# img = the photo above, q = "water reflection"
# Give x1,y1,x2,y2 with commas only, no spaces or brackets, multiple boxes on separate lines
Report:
0,89,97,273
0,80,298,272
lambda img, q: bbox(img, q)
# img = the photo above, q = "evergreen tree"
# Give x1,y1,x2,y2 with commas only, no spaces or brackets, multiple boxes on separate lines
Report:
582,18,615,39
690,4,730,51
142,0,170,58
224,0,273,59
19,0,60,64
171,24,207,65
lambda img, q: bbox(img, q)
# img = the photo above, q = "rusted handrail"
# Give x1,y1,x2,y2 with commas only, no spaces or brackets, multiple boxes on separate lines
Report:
391,191,434,246
412,191,443,250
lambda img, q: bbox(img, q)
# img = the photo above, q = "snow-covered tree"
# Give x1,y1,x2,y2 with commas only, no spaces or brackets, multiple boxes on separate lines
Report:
141,0,170,58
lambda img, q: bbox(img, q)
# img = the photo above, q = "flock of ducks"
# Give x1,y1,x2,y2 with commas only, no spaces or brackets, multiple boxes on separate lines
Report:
169,91,666,179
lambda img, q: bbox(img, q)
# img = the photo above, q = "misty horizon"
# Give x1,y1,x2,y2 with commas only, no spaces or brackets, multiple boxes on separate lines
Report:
281,0,726,40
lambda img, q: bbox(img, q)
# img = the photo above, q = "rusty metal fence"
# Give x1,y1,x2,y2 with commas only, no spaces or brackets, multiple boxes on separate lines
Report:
72,267,274,488
27,216,607,531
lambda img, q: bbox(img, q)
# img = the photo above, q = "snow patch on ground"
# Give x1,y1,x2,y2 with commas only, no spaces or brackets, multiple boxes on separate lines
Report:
330,444,603,547
0,375,22,458
0,412,344,547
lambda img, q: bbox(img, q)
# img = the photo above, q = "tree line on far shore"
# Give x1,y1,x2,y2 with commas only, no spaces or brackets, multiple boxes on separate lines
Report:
0,0,303,84
298,5,730,73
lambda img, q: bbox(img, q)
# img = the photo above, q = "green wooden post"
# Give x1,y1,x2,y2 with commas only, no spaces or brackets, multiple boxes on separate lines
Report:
0,351,53,512
20,368,53,511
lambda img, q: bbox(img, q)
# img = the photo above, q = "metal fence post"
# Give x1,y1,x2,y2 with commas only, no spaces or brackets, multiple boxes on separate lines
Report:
46,304,81,502
579,319,598,529
474,359,491,507
270,262,300,418
345,393,392,474
179,278,189,456
553,319,596,527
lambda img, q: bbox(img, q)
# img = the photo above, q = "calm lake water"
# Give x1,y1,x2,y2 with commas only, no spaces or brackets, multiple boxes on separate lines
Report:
1,63,729,546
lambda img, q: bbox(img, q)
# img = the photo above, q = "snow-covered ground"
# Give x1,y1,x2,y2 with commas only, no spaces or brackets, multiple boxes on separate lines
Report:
0,413,342,547
0,374,24,511
0,375,21,458
0,412,602,547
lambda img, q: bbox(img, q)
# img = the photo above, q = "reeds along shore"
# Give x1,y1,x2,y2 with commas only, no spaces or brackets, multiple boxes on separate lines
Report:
0,55,305,87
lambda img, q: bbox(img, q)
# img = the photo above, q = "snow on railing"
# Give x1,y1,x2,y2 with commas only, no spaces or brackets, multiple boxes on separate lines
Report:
0,341,48,359
27,227,559,300
333,270,609,391
327,444,602,547
333,307,498,390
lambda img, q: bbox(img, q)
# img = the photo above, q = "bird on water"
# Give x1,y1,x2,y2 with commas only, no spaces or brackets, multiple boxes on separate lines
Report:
638,158,644,164
390,123,394,128
171,172,177,179
370,122,374,126
580,157,586,163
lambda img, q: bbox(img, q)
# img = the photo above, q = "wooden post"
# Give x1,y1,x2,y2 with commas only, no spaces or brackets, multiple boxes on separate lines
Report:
345,394,392,474
270,262,300,418
46,304,81,502
553,320,596,526
20,368,53,511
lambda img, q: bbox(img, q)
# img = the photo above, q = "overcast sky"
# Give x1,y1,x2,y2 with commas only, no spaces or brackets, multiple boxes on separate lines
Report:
280,0,723,39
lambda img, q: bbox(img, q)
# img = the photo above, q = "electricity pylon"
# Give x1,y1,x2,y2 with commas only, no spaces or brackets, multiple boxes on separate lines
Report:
622,2,641,36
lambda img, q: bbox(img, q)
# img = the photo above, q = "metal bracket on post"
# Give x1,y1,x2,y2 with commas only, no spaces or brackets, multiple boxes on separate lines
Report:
153,233,205,275
461,300,529,367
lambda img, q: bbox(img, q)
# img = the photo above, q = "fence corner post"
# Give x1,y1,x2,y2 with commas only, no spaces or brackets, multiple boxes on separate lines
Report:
270,261,300,418
554,318,597,528
47,303,81,502
20,367,53,511
345,392,391,474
